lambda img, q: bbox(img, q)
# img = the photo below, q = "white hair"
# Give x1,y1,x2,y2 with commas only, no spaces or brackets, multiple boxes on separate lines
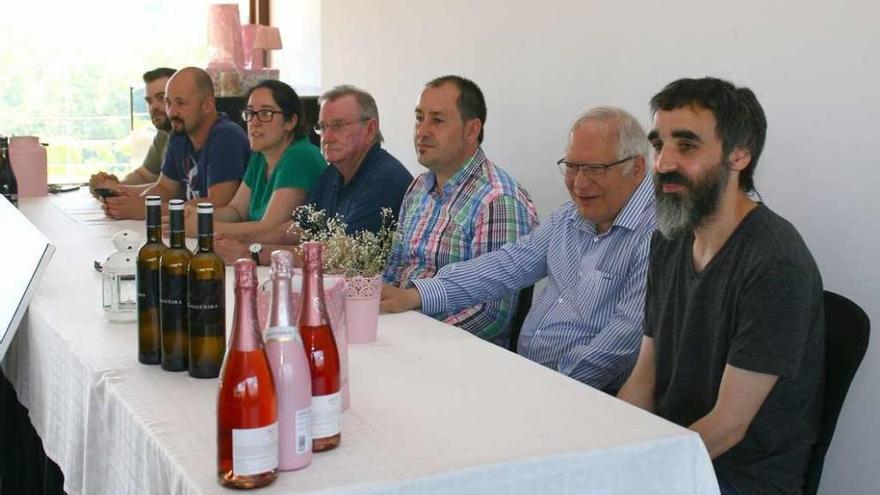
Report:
569,106,650,174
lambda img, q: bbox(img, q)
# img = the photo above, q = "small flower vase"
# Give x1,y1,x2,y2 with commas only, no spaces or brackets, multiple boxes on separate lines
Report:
344,273,382,344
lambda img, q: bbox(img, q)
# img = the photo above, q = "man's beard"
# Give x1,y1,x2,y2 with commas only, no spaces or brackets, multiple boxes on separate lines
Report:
153,113,172,132
170,118,187,136
654,159,729,239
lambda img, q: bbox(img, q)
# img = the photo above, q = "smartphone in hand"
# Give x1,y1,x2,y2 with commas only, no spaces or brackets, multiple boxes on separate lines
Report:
94,187,119,199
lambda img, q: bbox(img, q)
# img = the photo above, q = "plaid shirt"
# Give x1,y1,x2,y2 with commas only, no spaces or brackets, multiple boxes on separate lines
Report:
384,148,538,346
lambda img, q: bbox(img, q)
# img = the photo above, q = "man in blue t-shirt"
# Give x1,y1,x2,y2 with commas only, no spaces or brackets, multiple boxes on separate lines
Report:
104,67,250,219
212,84,412,265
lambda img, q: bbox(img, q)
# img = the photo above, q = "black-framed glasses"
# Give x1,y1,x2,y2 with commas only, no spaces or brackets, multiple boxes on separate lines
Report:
556,156,635,179
241,109,285,123
314,117,370,134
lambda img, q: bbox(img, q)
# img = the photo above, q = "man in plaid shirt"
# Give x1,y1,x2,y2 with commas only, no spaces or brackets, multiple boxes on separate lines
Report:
383,75,538,347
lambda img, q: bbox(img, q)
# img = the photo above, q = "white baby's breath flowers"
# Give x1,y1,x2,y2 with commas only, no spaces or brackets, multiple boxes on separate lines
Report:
292,205,398,277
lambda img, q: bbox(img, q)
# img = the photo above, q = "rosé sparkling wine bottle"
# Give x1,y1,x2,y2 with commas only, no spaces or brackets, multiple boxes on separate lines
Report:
264,250,313,470
217,259,279,488
298,242,342,452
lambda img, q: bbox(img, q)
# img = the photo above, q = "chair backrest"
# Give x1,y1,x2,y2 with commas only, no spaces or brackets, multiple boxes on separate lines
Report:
508,285,534,352
803,291,870,495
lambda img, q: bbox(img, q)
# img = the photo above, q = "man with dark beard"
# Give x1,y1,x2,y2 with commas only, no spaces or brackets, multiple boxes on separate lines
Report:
104,67,250,219
618,77,824,495
90,67,175,194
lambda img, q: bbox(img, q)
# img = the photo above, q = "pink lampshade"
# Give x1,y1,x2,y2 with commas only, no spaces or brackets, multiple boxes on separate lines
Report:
253,25,283,50
207,4,245,69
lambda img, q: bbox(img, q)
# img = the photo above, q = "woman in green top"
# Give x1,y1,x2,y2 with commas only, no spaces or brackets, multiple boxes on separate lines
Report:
184,80,325,237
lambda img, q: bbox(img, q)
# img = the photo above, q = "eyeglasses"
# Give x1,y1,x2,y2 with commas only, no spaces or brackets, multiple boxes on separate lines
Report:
556,156,635,179
314,117,369,134
241,109,285,123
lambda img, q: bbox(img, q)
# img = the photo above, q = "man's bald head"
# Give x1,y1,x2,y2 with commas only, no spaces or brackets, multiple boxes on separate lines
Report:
165,67,217,138
168,67,215,99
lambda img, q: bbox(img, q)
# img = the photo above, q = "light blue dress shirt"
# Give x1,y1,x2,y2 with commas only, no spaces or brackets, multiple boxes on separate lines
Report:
415,176,656,390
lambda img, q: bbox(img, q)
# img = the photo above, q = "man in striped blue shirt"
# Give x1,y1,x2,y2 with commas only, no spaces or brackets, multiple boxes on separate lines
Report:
382,107,656,391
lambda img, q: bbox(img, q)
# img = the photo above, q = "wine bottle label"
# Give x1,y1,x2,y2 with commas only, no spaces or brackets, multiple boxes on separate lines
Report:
232,422,279,476
188,279,224,336
295,407,312,454
160,276,187,327
264,325,299,341
311,392,341,438
137,265,160,311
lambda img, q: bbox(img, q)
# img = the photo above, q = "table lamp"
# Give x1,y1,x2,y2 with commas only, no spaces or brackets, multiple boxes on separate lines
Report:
207,3,245,69
253,25,283,78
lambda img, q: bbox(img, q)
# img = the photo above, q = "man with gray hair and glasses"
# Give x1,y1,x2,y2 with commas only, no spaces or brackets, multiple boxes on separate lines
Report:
214,84,412,265
306,84,412,234
382,106,656,392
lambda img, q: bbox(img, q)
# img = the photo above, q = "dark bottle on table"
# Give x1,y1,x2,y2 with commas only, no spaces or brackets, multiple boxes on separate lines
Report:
0,137,18,207
160,199,191,371
298,242,342,452
188,202,226,378
137,195,166,364
217,259,278,489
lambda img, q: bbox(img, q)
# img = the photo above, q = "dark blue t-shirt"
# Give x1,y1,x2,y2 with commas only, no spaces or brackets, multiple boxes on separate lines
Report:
306,143,412,234
161,114,250,200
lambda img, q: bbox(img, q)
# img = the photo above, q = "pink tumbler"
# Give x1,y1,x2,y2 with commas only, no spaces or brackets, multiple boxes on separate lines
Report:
9,136,47,197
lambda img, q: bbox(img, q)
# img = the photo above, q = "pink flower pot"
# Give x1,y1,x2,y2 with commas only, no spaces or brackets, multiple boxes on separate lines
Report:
344,274,382,344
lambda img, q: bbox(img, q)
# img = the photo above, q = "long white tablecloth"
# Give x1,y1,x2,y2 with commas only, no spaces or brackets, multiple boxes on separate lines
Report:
3,191,720,494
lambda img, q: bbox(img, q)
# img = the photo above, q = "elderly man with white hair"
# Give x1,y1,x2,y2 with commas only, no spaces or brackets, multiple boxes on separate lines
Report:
381,106,656,392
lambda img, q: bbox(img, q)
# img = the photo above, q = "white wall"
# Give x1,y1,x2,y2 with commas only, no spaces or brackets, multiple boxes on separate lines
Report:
315,1,878,492
272,0,321,94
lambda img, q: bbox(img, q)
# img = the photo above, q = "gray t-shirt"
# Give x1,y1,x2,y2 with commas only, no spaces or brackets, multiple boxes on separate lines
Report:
645,204,824,495
142,130,169,175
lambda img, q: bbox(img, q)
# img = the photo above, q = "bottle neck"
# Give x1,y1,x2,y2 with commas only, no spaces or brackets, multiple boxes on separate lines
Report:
299,260,329,327
1,148,11,173
197,211,213,252
197,234,213,252
169,209,185,248
231,284,262,352
268,274,295,328
145,205,162,243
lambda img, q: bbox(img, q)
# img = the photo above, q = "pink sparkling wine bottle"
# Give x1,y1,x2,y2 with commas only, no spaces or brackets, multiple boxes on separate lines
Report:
264,250,313,470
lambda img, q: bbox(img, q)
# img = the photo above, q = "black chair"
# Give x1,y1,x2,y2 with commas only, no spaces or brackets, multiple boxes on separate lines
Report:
508,286,534,352
803,291,870,495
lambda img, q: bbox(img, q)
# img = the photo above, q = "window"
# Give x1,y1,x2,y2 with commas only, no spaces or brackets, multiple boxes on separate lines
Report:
0,0,249,183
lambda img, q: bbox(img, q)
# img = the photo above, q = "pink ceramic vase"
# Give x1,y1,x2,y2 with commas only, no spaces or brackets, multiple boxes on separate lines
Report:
344,274,382,344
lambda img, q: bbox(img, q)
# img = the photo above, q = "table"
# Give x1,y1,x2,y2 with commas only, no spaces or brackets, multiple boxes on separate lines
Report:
2,191,720,494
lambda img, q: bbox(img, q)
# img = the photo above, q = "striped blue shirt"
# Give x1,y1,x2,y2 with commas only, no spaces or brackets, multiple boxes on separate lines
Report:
415,176,655,390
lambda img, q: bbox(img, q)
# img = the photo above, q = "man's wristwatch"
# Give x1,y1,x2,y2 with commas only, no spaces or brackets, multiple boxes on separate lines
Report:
248,243,262,265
